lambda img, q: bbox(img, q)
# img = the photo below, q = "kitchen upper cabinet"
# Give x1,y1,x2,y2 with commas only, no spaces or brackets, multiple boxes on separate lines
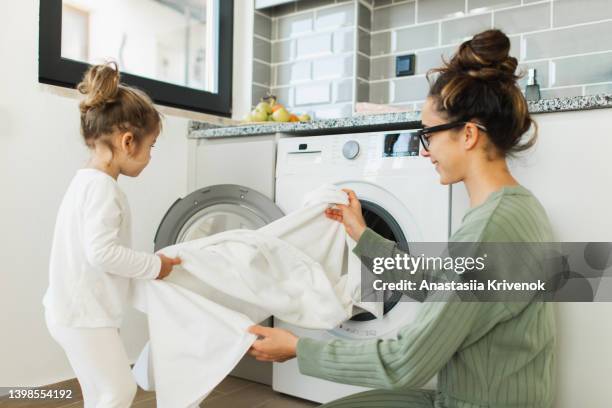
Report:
255,0,294,9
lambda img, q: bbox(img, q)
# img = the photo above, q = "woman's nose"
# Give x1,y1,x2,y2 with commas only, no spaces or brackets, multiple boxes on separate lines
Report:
420,148,430,157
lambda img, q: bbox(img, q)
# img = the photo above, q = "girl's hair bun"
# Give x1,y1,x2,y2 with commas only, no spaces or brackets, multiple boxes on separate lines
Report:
77,61,120,114
447,29,518,82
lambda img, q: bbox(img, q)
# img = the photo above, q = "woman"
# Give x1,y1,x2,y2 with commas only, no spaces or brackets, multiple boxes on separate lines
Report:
248,29,555,408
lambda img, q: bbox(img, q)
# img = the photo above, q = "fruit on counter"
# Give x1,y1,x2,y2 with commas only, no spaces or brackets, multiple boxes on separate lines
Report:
249,109,268,122
272,107,291,122
255,101,272,114
243,95,312,123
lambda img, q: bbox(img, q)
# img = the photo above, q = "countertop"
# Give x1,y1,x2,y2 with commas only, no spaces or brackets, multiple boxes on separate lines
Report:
189,93,612,139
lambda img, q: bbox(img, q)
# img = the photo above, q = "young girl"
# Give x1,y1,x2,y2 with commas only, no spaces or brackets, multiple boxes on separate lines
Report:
43,62,181,407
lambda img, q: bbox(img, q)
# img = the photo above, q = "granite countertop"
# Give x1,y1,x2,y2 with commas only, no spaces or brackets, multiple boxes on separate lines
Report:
189,93,612,139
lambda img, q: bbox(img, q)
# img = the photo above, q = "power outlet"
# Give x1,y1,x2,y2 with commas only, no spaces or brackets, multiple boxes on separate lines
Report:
396,54,416,77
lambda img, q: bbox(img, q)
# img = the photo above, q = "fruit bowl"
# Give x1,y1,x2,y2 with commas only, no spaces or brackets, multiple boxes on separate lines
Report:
243,95,311,124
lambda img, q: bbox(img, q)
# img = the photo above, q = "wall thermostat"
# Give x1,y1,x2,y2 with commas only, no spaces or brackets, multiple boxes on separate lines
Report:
396,54,416,77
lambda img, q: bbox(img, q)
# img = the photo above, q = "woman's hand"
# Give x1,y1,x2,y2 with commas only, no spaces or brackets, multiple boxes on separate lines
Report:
156,254,181,279
325,189,367,242
247,325,298,362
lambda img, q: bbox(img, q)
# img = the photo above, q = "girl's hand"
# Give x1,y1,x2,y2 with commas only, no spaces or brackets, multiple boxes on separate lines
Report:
247,325,298,362
325,189,367,242
156,254,181,279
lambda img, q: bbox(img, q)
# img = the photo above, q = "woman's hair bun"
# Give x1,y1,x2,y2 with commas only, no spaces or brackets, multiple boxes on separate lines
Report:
447,29,518,81
77,61,121,114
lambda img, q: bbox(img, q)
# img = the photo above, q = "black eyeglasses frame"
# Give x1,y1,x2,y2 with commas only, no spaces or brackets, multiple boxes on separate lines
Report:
416,121,488,151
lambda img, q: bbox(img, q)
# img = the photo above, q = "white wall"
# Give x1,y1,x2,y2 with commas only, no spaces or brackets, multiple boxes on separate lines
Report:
0,0,248,389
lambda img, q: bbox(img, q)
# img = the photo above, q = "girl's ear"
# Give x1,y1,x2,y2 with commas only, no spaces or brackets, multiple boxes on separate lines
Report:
120,132,136,155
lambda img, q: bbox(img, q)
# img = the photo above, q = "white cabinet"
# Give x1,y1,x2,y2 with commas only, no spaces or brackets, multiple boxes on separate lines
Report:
255,0,294,9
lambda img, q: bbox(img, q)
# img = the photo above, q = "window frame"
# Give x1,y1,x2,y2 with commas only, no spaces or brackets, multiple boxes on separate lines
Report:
39,0,233,117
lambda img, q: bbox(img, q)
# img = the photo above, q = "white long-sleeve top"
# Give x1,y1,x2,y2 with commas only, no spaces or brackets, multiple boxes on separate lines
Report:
43,168,161,328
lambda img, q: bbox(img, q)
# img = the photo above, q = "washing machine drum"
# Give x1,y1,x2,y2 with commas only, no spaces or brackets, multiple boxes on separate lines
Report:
350,200,407,322
154,184,284,251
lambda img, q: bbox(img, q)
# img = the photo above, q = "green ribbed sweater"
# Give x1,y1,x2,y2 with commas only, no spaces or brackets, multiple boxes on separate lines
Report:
297,185,556,408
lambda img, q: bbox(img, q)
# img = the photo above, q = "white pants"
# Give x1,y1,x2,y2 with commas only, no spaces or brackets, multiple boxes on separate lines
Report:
45,313,137,408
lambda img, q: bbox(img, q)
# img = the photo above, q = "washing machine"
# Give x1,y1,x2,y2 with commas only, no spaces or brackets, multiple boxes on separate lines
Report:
273,131,450,403
153,135,283,385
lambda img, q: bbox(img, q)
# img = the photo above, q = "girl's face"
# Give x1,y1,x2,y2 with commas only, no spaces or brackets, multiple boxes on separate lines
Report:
117,131,158,177
420,97,467,185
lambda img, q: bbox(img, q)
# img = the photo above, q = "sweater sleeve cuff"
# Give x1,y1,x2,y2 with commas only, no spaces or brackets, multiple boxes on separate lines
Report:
353,227,395,258
296,337,326,377
148,255,162,280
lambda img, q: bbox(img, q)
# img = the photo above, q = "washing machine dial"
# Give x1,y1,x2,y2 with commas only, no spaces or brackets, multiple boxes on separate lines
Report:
342,140,360,160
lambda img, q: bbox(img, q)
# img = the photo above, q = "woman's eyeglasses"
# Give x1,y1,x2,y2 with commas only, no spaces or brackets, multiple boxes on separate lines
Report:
416,121,488,151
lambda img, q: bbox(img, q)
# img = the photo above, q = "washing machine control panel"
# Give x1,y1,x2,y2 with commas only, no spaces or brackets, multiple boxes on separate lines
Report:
342,140,360,160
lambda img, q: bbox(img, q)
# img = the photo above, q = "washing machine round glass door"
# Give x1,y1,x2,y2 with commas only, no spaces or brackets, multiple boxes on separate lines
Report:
331,181,424,340
154,184,284,250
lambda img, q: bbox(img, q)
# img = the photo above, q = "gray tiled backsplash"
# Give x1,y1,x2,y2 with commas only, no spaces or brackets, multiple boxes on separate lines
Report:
441,13,492,45
540,87,583,100
316,3,355,30
358,29,371,55
276,60,311,84
553,0,612,28
254,12,272,39
312,55,354,80
415,45,456,74
278,12,314,39
370,56,395,80
523,21,612,60
552,52,612,87
272,39,293,63
357,79,370,101
295,82,332,105
370,31,391,56
392,76,430,102
253,0,612,119
253,36,272,62
372,2,415,31
296,32,333,57
253,61,272,86
334,79,354,102
418,0,464,23
394,23,439,52
358,3,372,30
468,0,520,12
586,83,612,95
271,86,293,106
358,55,370,79
335,29,355,53
494,2,550,35
370,81,390,103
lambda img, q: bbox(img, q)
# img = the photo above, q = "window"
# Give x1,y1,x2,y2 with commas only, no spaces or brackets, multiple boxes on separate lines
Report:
39,0,233,116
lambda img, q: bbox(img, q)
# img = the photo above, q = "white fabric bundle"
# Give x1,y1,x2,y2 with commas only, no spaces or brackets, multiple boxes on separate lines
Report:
129,185,381,408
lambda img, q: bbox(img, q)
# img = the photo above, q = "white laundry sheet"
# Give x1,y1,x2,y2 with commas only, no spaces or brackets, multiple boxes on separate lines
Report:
129,185,382,408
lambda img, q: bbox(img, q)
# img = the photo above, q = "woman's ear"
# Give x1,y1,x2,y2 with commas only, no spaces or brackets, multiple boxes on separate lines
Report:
463,123,480,150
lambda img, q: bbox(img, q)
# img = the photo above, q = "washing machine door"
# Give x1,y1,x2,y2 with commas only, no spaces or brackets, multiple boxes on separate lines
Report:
154,184,284,250
331,180,424,340
154,184,283,386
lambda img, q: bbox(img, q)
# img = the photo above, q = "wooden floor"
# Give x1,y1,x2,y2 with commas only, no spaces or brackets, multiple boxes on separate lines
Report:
0,376,319,407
